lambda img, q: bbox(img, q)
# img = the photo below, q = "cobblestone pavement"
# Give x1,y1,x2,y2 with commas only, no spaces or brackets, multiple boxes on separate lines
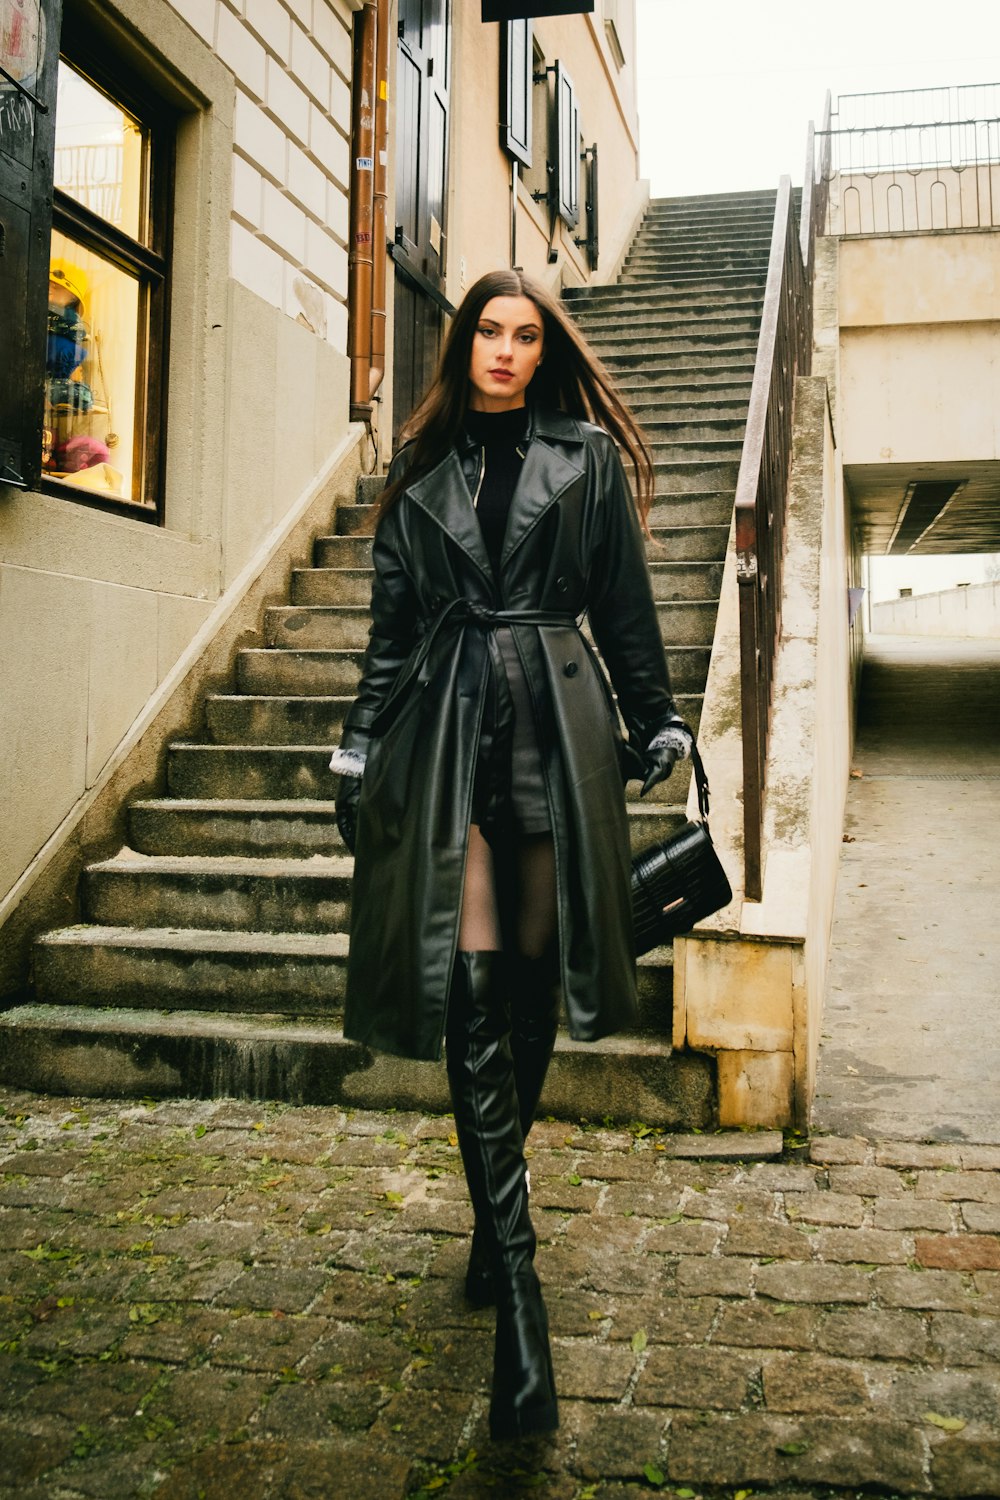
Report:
2,1090,1000,1500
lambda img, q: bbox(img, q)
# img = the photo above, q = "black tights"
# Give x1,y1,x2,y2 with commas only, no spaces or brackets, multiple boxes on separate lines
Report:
457,825,557,962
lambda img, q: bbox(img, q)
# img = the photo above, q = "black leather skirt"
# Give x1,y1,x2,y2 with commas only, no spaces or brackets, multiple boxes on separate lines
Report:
472,626,551,836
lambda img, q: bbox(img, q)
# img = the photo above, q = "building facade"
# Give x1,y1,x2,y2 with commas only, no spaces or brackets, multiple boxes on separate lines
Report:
0,0,645,992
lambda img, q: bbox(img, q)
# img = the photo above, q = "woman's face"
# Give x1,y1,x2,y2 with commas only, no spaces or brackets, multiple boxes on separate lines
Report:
467,295,545,412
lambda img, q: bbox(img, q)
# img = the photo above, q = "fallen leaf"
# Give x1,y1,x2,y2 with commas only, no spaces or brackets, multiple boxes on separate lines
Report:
924,1411,967,1432
568,1173,583,1187
642,1461,665,1486
850,768,864,778
842,834,855,843
631,1328,648,1353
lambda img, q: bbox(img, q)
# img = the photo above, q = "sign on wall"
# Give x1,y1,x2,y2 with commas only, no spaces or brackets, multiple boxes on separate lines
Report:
482,2,594,20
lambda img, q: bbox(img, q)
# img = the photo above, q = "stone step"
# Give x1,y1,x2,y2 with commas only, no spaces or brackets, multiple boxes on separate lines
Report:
649,489,734,525
263,597,718,653
33,926,350,1012
168,744,339,800
0,1004,715,1125
206,695,349,745
356,473,388,505
265,606,370,650
312,533,373,568
237,647,366,696
589,331,760,358
292,568,373,606
576,307,762,336
651,524,730,561
650,461,739,497
631,400,748,424
623,247,770,269
130,798,344,858
82,853,354,933
626,799,692,851
601,343,758,370
617,268,768,288
648,439,744,464
632,227,773,248
617,368,756,396
29,921,681,1030
649,560,724,601
569,288,764,318
335,504,374,535
645,188,776,209
563,276,765,305
644,420,745,444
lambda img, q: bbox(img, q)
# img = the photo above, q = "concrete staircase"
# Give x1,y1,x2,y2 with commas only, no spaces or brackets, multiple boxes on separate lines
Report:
2,190,775,1124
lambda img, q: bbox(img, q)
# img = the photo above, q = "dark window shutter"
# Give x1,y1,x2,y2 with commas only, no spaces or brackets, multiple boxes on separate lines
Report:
554,60,578,229
582,142,598,269
0,0,63,489
500,19,532,169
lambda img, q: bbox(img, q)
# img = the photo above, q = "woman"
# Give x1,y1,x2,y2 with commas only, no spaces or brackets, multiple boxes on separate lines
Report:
330,269,691,1441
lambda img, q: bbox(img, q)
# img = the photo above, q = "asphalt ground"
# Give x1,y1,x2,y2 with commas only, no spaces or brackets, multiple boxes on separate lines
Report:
2,1088,999,1500
814,634,1000,1143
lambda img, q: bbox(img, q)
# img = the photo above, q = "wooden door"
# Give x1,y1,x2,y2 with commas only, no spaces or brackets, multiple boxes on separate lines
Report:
392,0,450,442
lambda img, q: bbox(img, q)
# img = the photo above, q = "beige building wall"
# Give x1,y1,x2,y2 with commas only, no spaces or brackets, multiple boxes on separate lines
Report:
1,1,648,946
446,7,646,305
838,235,1000,467
0,0,362,913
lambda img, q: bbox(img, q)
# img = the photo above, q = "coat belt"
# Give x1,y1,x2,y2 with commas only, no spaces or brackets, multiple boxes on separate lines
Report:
371,598,579,734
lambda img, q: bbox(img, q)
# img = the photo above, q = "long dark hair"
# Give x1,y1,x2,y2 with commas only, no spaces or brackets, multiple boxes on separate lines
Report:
375,269,655,535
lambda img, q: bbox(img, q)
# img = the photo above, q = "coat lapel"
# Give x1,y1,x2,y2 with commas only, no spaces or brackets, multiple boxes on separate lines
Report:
405,411,588,581
408,449,494,582
501,412,587,570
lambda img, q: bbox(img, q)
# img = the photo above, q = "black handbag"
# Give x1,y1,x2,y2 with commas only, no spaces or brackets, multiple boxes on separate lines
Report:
631,743,733,954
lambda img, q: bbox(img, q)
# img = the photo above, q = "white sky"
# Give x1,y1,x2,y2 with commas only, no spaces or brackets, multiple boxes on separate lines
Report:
635,0,1000,197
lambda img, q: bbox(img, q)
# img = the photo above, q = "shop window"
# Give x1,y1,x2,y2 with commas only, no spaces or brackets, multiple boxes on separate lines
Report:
42,39,172,514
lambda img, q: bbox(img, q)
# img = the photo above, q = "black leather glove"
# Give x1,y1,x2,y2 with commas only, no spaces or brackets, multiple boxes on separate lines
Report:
331,726,369,855
640,742,680,797
335,775,362,854
637,721,694,798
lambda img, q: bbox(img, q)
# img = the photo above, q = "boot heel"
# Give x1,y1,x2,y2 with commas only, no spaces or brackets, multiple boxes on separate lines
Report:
489,1268,559,1441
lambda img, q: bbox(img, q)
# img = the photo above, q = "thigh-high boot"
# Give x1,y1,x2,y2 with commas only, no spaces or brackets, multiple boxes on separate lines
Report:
465,952,560,1307
446,951,559,1441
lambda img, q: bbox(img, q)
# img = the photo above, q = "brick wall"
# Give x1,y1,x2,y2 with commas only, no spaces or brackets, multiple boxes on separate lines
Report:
169,0,354,353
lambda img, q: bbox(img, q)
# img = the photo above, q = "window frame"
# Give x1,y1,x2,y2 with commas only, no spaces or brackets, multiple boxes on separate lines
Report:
42,18,175,522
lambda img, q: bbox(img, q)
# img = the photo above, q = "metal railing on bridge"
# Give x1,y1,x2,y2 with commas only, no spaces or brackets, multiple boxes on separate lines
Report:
816,83,1000,235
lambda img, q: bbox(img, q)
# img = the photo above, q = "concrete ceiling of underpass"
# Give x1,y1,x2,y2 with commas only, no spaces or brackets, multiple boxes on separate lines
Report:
845,461,1000,555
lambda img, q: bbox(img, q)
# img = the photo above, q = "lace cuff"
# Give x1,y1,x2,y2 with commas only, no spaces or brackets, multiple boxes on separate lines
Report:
329,746,367,778
647,725,693,759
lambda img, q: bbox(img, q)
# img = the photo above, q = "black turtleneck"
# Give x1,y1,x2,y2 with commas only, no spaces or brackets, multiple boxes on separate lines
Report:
464,405,530,577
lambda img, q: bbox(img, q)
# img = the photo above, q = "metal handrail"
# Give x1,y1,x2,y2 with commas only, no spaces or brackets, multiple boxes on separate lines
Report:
734,156,819,900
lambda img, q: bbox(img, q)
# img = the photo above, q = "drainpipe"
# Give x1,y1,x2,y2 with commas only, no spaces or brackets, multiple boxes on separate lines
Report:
348,1,377,423
369,0,389,404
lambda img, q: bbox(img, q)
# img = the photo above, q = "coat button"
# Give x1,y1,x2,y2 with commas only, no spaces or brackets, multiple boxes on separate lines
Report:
563,661,578,678
556,576,568,593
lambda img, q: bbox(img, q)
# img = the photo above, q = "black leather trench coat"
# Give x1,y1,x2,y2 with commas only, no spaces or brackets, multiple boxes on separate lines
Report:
341,407,681,1061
